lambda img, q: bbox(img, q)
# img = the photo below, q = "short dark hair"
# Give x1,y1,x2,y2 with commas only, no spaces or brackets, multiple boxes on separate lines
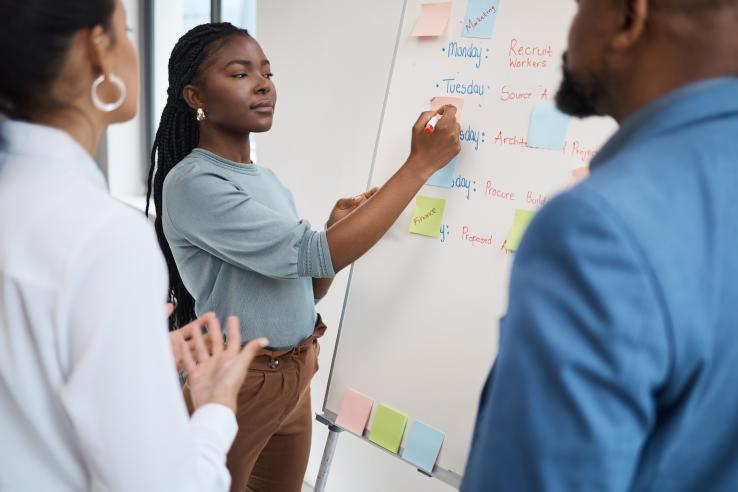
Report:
0,0,116,120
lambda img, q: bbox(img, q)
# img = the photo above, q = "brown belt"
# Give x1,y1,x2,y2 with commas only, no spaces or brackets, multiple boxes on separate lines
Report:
249,314,327,370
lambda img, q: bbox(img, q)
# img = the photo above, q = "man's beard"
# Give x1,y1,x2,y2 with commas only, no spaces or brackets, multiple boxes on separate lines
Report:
555,53,606,118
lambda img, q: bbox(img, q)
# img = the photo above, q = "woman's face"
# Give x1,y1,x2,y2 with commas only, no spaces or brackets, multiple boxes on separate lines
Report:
41,0,138,125
190,35,277,134
106,0,139,123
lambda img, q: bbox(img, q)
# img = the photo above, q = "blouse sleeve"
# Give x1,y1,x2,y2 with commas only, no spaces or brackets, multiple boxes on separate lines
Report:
164,171,335,280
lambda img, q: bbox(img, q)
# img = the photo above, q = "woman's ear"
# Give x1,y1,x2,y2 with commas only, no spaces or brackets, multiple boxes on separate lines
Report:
87,24,114,78
612,0,649,51
183,84,204,111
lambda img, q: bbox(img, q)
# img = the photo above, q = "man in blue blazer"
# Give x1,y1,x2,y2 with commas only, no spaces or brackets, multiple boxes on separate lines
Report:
462,0,738,490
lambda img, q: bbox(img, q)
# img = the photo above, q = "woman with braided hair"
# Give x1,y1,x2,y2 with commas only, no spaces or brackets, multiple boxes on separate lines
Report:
147,22,460,492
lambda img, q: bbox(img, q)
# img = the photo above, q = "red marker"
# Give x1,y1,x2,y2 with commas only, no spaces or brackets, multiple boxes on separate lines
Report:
424,114,443,134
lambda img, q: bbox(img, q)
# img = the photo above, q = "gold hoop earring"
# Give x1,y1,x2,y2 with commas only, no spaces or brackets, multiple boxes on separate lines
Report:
196,108,206,121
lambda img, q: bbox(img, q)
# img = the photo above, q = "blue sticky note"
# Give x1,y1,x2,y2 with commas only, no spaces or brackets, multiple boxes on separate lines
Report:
426,157,458,188
461,0,500,39
401,421,445,474
527,105,570,150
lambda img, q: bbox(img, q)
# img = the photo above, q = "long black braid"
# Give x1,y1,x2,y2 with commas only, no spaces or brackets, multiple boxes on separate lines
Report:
146,22,250,330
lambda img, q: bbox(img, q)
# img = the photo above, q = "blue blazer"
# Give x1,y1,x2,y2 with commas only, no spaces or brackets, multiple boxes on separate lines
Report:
462,78,738,492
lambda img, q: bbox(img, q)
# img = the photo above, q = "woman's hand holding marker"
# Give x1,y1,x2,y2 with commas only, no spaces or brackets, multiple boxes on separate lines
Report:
424,114,443,134
409,104,462,179
323,105,460,273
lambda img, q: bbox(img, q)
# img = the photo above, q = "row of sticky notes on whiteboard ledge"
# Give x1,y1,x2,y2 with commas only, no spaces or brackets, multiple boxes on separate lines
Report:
411,1,501,40
335,389,445,474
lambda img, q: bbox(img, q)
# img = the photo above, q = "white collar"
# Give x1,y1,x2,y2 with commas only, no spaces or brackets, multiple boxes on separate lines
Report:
1,119,107,190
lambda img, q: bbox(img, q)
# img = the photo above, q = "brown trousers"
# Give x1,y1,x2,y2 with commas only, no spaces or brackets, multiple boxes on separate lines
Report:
184,319,325,492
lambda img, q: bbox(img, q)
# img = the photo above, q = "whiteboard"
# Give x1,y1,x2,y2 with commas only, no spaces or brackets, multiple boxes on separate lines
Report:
323,0,616,479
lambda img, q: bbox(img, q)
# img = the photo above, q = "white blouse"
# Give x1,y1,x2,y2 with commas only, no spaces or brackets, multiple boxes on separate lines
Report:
0,121,236,491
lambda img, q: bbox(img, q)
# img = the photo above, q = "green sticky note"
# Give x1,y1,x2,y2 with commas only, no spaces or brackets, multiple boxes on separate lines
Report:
409,195,446,238
368,404,408,454
505,209,536,252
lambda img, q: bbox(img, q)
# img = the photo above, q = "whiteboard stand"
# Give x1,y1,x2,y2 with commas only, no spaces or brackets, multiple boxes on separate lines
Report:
313,414,342,492
313,412,463,490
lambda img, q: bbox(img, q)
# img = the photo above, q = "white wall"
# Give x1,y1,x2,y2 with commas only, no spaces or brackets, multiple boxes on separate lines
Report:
257,2,454,490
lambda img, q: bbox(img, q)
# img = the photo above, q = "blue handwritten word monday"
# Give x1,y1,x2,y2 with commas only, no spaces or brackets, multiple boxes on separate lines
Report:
445,41,486,69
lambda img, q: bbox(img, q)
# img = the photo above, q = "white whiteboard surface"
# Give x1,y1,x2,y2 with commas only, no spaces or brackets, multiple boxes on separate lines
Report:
324,0,616,478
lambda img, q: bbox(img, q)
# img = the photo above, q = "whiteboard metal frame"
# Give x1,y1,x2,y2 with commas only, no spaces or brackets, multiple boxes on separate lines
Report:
316,0,463,489
321,0,406,419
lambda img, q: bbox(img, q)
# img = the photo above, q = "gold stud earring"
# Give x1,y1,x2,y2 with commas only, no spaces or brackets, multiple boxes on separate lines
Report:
196,108,206,121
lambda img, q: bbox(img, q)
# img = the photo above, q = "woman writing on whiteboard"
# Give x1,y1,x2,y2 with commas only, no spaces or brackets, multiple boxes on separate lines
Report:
146,22,460,492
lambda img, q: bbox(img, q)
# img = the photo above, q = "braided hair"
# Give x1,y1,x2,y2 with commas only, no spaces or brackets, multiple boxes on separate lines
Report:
146,22,250,329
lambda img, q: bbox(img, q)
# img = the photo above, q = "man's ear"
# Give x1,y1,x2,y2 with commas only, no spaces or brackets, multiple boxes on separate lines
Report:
183,84,204,111
612,0,649,51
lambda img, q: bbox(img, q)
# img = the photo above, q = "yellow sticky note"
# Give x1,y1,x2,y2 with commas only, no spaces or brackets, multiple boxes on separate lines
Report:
368,404,408,454
505,209,535,252
411,2,453,37
410,195,446,238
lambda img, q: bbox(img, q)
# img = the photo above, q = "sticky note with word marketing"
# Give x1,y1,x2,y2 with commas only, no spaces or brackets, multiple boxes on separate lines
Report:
461,0,501,39
334,389,374,436
401,421,445,474
368,404,408,454
505,209,536,252
409,195,446,238
527,104,570,150
411,2,453,37
430,96,465,122
426,157,458,188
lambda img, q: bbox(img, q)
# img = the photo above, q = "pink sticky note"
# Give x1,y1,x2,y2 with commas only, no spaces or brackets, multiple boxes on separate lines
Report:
335,389,374,436
411,2,452,37
431,96,464,122
569,166,589,186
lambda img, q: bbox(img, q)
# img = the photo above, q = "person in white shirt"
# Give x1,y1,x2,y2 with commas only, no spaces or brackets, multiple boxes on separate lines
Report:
0,0,267,490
